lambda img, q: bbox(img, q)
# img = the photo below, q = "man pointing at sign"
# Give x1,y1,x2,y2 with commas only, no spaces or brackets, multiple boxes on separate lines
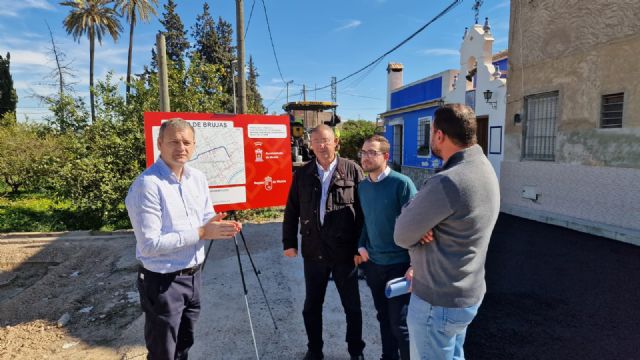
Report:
126,118,241,360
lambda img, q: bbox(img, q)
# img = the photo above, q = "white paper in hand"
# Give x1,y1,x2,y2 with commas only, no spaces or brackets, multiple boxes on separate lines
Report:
385,277,411,298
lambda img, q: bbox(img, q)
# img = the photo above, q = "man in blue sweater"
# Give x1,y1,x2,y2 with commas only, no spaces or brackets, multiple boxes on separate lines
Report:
355,135,417,360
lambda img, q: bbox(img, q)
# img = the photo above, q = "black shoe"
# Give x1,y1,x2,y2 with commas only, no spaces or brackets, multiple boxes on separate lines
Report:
303,350,324,360
350,355,365,360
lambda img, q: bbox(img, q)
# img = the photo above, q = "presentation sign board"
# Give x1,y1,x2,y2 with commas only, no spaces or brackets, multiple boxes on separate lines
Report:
144,112,292,212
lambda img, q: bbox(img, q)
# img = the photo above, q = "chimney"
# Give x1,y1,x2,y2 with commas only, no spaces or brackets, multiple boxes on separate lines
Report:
387,62,403,110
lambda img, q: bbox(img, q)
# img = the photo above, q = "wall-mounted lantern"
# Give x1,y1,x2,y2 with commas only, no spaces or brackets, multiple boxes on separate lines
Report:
483,89,497,109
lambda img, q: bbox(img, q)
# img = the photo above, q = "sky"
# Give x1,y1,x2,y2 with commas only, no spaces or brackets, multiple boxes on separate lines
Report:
0,0,510,123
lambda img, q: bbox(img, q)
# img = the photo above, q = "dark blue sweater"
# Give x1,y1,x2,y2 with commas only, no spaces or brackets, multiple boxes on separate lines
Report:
358,169,417,265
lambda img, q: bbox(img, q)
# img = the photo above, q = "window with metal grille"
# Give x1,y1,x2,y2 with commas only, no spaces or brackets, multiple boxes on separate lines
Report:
392,125,403,165
601,93,624,128
522,91,558,161
417,117,431,156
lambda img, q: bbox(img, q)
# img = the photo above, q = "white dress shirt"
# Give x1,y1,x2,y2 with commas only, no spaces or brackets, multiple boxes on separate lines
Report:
316,157,338,225
369,165,391,183
125,158,215,273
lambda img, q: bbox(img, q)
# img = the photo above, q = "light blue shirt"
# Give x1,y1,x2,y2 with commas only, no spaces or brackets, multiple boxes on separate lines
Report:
316,157,338,225
125,158,215,273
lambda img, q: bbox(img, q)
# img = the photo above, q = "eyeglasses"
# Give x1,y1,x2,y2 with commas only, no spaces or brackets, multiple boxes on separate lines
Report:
358,150,384,158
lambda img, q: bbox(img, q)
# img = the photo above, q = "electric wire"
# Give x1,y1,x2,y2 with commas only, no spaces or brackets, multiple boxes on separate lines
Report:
259,0,287,84
265,86,286,111
244,0,256,40
313,0,463,92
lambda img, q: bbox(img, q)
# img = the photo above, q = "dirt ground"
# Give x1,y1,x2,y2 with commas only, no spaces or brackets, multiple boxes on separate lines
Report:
0,222,384,360
0,231,142,360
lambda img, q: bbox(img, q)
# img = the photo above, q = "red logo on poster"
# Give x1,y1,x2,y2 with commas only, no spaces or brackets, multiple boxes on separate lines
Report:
144,112,292,212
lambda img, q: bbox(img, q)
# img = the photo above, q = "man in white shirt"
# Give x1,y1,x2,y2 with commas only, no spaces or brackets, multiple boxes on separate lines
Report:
283,125,366,360
126,118,241,360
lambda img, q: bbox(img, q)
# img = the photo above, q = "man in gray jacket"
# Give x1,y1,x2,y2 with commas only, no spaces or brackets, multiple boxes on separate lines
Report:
394,104,500,360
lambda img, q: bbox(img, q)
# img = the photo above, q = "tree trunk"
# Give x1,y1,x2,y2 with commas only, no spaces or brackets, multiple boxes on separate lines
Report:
89,31,96,124
126,10,136,103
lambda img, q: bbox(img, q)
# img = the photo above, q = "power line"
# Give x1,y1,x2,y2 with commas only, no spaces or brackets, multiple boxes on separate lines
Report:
314,0,463,92
265,86,286,112
259,0,287,83
244,0,256,39
341,92,382,101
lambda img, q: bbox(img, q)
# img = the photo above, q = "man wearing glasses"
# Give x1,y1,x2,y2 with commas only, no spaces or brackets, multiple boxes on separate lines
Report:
355,135,417,360
283,124,366,360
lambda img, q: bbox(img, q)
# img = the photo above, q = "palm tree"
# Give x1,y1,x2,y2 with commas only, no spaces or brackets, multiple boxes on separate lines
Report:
116,0,158,101
61,0,122,123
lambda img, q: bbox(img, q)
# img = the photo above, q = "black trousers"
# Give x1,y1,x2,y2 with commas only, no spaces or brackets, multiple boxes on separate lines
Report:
137,267,202,360
302,259,366,356
362,261,411,360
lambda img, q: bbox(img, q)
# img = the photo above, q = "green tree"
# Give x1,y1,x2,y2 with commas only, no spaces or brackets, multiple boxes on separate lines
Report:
159,0,189,64
42,94,90,133
338,120,378,161
246,56,265,114
61,0,122,124
167,55,228,113
0,123,65,194
191,4,236,112
0,53,18,123
0,112,16,128
215,16,236,112
116,0,159,100
191,2,217,64
50,73,144,228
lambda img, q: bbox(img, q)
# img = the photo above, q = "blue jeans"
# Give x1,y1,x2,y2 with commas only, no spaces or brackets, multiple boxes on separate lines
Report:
407,293,480,360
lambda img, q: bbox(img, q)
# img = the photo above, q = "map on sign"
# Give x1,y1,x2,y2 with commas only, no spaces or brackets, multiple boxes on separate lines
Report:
152,120,246,186
188,123,246,186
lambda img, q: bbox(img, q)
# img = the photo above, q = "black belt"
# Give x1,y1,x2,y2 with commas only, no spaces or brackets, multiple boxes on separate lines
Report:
140,263,201,277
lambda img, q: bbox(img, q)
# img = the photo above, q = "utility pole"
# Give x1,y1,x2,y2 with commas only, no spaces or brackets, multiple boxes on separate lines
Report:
331,76,337,125
156,33,170,112
232,60,238,114
285,80,293,103
235,0,247,114
302,84,306,101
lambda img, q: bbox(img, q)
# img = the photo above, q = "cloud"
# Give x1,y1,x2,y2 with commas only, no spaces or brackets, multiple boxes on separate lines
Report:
0,0,54,17
261,85,285,101
419,48,460,56
334,20,362,32
9,50,50,67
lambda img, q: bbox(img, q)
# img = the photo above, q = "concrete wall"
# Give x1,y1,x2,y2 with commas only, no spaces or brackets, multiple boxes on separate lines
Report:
503,0,640,245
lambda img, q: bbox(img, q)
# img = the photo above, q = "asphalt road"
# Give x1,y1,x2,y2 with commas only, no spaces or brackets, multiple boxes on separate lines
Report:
465,214,640,360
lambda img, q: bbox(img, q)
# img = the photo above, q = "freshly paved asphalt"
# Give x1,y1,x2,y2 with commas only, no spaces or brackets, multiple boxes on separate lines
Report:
465,214,640,360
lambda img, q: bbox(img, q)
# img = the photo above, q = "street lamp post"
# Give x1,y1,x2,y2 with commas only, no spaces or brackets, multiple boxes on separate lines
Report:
231,60,238,114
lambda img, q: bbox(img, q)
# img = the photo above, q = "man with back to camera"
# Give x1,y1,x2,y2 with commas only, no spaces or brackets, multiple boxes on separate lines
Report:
394,104,500,360
126,118,242,360
282,124,366,360
354,134,417,360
